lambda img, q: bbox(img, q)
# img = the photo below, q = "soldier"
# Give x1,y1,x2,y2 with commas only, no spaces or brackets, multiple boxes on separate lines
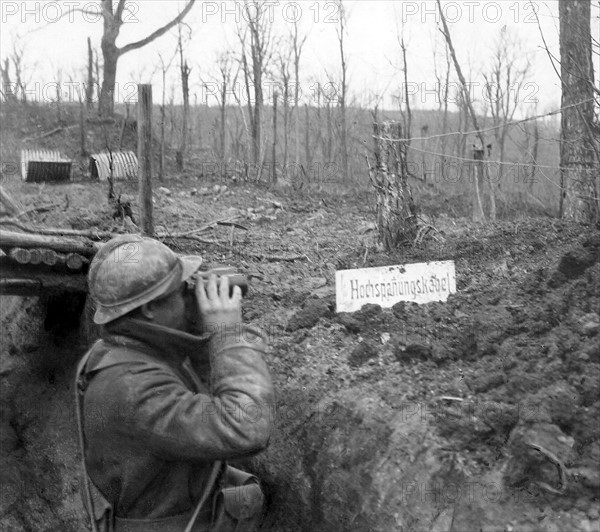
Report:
75,235,274,532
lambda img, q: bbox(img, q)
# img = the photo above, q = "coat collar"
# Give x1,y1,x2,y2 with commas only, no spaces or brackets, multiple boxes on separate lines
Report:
101,317,211,367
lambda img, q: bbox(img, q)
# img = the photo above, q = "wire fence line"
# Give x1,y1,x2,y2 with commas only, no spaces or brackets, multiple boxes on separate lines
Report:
404,144,598,202
405,144,594,174
373,99,597,144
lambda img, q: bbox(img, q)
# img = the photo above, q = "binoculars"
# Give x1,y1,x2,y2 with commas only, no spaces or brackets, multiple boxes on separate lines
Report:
185,267,249,297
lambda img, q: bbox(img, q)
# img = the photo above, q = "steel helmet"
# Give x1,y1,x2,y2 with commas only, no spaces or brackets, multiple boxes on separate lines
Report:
88,235,203,325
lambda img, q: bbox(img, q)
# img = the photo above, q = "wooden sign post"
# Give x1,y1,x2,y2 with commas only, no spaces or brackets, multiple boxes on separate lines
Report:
137,84,154,236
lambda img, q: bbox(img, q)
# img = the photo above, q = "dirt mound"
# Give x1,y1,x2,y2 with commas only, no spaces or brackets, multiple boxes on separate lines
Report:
250,224,600,531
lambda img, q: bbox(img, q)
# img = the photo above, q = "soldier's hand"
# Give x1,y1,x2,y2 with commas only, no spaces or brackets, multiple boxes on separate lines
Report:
196,273,242,332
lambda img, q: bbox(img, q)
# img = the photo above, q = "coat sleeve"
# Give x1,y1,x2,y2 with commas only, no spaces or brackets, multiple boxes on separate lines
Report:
113,325,274,461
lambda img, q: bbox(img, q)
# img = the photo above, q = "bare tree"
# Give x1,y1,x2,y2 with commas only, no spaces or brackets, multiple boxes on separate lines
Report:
11,41,27,103
291,20,307,169
215,51,236,176
523,113,539,194
311,77,324,171
95,0,195,116
304,103,312,176
432,32,452,182
86,37,95,110
1,36,29,103
437,0,486,221
53,67,64,123
0,58,18,103
272,90,278,183
278,40,293,168
336,0,349,180
483,29,531,205
176,23,192,171
558,0,599,222
397,32,412,146
237,0,274,170
325,82,334,163
157,49,177,181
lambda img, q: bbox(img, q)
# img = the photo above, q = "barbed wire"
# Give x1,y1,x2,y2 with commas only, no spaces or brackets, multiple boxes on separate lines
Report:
374,99,596,144
406,144,566,171
405,145,599,201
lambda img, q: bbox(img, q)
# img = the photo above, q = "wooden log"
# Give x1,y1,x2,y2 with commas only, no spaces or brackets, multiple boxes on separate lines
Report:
0,257,87,295
66,253,87,271
9,248,31,264
0,278,42,296
0,229,99,257
29,248,42,265
41,248,59,266
0,219,123,240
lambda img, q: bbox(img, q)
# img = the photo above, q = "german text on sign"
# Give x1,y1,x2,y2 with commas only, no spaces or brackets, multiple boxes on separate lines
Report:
335,261,456,313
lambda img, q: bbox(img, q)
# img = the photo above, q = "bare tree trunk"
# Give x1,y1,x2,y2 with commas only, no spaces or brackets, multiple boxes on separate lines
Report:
326,100,333,163
559,0,599,222
11,45,26,103
177,62,190,171
400,35,412,145
314,85,323,169
99,34,119,117
158,66,167,182
473,148,487,220
94,50,101,112
55,70,63,123
337,1,349,181
98,0,195,117
86,37,95,111
79,101,87,157
168,90,175,147
528,119,539,194
292,21,306,169
159,104,165,181
220,81,227,178
272,90,278,183
278,50,291,170
0,58,17,103
252,57,262,165
304,104,312,178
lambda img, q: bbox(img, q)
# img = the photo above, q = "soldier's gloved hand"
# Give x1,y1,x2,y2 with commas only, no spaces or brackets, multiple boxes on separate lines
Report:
196,273,242,334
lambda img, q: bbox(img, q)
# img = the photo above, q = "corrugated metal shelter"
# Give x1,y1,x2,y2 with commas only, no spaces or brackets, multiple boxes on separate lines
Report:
21,150,72,182
90,151,138,181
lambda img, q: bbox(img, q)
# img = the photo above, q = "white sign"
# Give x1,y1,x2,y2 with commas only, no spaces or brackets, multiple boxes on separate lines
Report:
335,261,456,313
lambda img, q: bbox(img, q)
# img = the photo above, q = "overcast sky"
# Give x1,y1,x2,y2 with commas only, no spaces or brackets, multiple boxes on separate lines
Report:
1,1,599,116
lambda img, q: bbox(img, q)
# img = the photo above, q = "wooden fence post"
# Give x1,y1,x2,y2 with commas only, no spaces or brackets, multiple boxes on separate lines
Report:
472,147,485,222
137,84,154,236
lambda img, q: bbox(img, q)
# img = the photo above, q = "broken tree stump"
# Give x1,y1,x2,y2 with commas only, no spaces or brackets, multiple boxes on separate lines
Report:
369,121,418,250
